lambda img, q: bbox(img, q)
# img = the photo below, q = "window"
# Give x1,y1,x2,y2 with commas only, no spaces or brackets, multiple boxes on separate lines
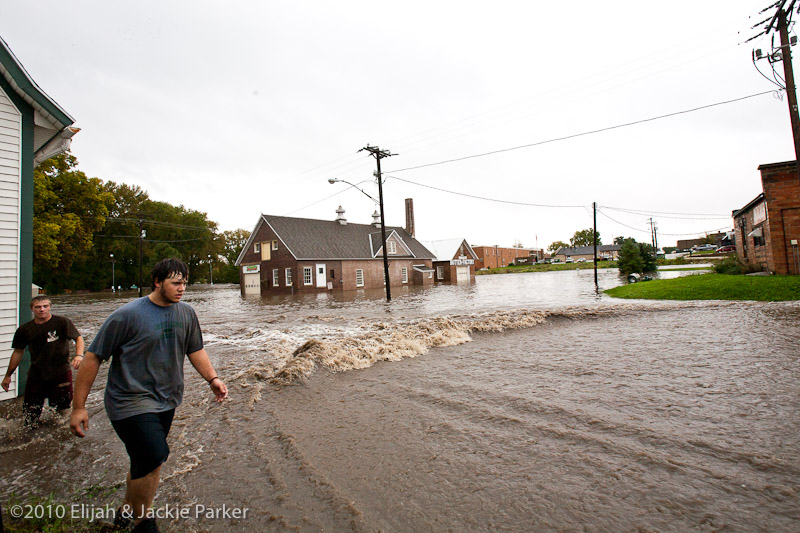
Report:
401,267,408,283
272,240,278,250
436,266,444,280
272,269,279,287
285,268,292,286
254,242,261,253
303,267,312,285
387,241,397,255
330,269,335,279
355,269,364,287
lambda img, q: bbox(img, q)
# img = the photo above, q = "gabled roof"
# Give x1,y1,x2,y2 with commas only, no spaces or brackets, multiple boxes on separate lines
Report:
555,244,621,256
0,36,77,163
732,193,765,217
418,238,478,262
236,213,435,265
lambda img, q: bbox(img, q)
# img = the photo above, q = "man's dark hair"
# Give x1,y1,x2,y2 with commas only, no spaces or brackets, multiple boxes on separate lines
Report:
151,258,189,290
29,295,51,309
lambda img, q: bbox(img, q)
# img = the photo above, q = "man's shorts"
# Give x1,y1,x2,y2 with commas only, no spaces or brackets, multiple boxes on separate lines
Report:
23,369,73,427
110,409,175,480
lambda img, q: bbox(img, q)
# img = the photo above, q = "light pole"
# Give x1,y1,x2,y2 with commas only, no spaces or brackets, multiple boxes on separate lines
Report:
110,253,115,292
208,254,213,285
328,176,391,301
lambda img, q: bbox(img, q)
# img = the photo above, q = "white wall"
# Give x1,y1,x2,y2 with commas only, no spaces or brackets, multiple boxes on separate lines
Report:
0,85,20,401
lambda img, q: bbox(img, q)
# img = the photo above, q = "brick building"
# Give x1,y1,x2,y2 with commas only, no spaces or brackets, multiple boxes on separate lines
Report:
235,202,435,295
733,160,800,275
419,239,477,284
472,246,540,269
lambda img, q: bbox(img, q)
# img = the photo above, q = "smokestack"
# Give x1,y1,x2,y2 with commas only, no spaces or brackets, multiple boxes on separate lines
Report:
405,198,415,237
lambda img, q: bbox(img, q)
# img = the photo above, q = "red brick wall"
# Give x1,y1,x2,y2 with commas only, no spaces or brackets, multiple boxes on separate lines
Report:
759,161,800,275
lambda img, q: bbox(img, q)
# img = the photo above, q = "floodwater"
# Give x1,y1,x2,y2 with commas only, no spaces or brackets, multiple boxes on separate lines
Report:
1,267,798,532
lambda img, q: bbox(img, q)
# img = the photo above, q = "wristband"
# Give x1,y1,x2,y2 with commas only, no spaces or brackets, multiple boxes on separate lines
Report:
208,376,220,384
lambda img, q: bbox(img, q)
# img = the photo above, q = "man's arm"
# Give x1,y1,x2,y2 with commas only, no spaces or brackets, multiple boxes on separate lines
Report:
70,351,101,437
71,335,85,369
187,348,228,403
1,348,25,392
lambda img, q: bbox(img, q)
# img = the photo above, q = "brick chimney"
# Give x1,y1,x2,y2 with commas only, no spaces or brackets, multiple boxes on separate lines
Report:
405,198,415,237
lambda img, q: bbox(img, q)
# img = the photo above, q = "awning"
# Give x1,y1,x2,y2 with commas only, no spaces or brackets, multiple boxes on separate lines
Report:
747,227,763,238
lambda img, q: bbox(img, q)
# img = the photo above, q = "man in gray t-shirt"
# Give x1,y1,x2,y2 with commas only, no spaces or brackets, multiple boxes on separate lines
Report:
70,258,227,532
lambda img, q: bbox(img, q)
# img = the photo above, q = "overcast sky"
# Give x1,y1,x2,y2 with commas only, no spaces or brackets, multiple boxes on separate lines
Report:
1,0,795,249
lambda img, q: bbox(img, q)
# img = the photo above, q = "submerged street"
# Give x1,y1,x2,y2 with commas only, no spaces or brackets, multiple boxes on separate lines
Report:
1,270,798,531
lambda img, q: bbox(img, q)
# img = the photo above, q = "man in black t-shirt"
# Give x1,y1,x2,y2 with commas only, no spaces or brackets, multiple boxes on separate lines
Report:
2,296,84,427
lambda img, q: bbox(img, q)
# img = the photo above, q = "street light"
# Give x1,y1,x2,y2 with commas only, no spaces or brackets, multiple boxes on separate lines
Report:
208,254,213,286
110,253,115,292
328,177,391,301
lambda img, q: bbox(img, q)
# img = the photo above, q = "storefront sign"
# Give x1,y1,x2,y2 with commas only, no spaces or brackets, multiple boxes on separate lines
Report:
243,264,260,273
450,259,474,265
753,201,766,225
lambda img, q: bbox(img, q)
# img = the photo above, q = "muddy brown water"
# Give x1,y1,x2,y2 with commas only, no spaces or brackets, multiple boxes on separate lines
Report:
1,269,798,531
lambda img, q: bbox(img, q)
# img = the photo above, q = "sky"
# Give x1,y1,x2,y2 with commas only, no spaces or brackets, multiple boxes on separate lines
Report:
1,0,796,250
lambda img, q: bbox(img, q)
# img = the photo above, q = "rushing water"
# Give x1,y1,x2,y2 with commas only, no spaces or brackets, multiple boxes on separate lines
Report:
1,268,798,532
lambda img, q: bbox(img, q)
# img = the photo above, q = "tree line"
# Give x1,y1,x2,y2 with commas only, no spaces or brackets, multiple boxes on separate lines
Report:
546,228,657,276
34,153,249,293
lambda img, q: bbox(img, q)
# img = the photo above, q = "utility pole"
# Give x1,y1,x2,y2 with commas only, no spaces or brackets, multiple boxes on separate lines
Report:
778,7,800,173
754,0,800,182
593,202,598,287
360,145,396,302
138,219,145,297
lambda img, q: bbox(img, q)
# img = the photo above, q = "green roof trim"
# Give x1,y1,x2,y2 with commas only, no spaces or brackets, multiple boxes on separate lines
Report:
0,35,74,129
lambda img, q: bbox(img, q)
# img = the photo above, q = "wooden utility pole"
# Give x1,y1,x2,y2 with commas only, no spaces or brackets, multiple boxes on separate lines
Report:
778,8,800,176
593,202,598,287
360,145,395,302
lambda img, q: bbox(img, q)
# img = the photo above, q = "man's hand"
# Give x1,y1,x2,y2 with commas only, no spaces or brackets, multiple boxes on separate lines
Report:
70,407,89,437
1,375,10,392
210,378,228,403
71,356,83,370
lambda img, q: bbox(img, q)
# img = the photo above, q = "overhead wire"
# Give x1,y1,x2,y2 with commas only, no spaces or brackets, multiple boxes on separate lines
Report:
387,90,775,174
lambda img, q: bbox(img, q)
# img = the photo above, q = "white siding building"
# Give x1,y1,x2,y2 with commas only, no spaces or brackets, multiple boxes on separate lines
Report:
0,36,77,401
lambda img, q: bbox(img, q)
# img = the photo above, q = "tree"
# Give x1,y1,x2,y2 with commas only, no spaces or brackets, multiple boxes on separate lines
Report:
218,229,251,283
613,236,627,245
570,228,601,248
617,238,657,276
33,153,113,292
548,240,568,253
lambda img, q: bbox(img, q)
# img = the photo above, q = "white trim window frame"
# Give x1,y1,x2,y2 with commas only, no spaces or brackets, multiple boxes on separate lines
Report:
387,241,397,255
254,242,261,253
285,267,292,286
355,269,364,287
272,268,279,287
401,267,408,283
272,240,278,250
436,266,444,280
303,266,313,285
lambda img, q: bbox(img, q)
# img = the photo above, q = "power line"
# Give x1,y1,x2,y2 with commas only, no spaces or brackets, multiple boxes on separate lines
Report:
388,90,776,174
600,205,731,220
385,174,586,208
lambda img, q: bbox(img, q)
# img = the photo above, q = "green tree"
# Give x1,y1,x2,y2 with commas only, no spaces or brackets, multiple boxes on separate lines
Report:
217,229,251,283
570,228,601,247
548,240,568,253
617,238,657,276
33,153,113,292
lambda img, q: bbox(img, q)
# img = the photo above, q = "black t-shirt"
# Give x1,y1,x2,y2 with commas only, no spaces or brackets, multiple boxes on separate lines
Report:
12,315,80,380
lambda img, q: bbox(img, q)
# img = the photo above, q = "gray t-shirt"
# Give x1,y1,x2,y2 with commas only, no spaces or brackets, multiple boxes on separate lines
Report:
88,297,204,420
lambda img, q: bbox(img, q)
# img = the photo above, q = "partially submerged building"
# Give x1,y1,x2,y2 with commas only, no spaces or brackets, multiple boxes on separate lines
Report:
0,36,77,401
418,238,477,284
235,200,436,295
733,161,800,274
